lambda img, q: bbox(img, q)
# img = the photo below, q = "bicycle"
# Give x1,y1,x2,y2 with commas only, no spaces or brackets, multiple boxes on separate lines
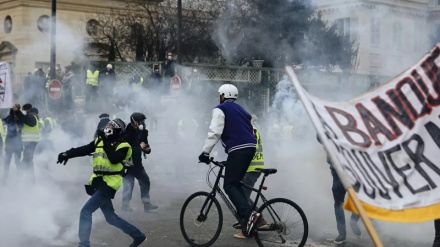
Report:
179,160,308,247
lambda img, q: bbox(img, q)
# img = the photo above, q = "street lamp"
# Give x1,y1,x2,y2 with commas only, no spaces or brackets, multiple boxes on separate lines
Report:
177,0,182,64
50,0,56,80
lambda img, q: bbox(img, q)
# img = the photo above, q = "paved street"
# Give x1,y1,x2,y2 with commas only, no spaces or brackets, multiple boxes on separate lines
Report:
0,116,435,247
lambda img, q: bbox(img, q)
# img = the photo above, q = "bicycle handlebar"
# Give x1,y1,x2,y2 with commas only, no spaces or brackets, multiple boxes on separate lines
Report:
210,159,226,168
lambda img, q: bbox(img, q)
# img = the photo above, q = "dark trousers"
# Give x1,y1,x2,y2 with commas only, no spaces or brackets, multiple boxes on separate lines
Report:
223,147,256,221
3,150,21,183
22,142,37,183
85,85,98,112
434,220,440,246
122,165,151,205
243,172,261,206
331,167,360,237
79,189,144,247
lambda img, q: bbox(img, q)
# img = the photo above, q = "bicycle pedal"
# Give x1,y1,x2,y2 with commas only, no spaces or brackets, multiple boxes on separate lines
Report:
232,222,242,229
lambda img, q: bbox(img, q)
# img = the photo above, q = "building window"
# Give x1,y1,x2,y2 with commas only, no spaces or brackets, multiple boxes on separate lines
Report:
334,17,358,41
37,15,50,32
4,16,12,33
393,22,402,49
370,53,381,67
371,18,381,47
335,18,350,37
86,19,99,36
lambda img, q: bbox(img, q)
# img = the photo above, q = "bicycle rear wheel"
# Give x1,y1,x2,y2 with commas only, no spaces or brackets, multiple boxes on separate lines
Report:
180,191,223,247
255,198,308,247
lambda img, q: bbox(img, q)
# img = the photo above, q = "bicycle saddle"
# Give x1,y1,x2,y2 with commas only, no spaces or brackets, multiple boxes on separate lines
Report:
255,168,277,175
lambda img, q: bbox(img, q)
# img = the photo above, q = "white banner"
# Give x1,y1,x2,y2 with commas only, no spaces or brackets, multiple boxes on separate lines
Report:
0,62,13,109
288,44,440,222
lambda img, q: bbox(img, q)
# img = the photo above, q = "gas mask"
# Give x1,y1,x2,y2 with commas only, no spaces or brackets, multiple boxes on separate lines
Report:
22,110,27,115
138,124,144,131
103,127,113,137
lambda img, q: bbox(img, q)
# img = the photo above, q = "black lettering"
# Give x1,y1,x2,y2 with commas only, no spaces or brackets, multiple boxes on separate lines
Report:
326,106,371,147
340,146,375,199
372,92,414,136
341,164,361,192
411,69,440,107
359,151,391,200
312,103,339,140
350,150,376,199
384,144,429,194
378,151,403,198
395,77,430,120
402,134,439,190
356,103,395,145
425,121,440,149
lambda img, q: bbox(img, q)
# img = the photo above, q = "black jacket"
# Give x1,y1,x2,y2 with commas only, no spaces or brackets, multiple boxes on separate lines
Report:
124,124,150,166
16,111,38,127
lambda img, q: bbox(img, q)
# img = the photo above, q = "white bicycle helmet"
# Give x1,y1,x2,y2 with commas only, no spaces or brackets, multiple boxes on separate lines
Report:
218,84,238,99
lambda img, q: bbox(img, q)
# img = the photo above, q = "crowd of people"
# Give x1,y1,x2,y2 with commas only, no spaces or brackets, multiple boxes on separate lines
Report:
5,57,435,247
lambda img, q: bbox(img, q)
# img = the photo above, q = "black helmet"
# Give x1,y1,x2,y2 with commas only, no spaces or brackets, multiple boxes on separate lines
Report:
106,118,126,136
130,112,146,124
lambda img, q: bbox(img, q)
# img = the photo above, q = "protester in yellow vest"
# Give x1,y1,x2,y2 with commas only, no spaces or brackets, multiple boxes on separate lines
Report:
44,117,58,132
85,65,100,112
130,75,144,89
0,118,4,144
2,104,23,184
56,118,147,247
16,103,39,184
233,114,267,239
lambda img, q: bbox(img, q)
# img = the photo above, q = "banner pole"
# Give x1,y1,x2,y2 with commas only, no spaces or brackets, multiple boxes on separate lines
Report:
285,66,383,247
346,187,383,247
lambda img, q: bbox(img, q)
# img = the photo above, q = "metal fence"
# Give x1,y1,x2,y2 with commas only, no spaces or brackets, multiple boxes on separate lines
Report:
13,61,390,115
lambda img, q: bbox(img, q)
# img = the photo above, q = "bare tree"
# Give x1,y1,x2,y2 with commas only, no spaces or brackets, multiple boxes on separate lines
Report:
87,0,225,62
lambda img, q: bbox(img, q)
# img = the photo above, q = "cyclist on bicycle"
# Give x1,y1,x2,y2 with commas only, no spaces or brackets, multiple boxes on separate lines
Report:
198,84,260,238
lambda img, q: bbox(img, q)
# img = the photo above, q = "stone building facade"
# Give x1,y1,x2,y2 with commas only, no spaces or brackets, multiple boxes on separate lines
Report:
316,0,440,76
0,0,121,75
1,0,439,78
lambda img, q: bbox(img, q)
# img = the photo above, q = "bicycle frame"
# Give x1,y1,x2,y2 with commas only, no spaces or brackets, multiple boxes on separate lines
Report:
201,164,271,227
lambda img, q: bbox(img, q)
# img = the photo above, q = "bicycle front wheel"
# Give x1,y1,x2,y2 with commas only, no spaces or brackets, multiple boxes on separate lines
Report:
180,191,223,247
255,198,308,247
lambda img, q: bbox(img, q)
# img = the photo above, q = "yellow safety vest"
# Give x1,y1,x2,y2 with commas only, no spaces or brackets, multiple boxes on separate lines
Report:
45,117,57,130
39,119,45,130
132,76,144,89
45,74,50,88
86,70,100,86
89,138,132,191
22,114,40,142
248,127,264,172
0,119,5,143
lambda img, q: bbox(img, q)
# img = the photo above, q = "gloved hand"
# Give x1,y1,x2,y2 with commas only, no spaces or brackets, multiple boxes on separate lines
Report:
57,152,69,165
97,129,106,139
198,152,211,164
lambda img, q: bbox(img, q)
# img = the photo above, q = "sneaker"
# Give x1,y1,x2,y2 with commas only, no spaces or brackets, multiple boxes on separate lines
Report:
244,211,261,238
129,235,146,247
350,219,361,237
233,232,247,239
121,204,133,212
334,235,346,244
143,202,158,212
